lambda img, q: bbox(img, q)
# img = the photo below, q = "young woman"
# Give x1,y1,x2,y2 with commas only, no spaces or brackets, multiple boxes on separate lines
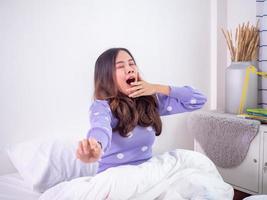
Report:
76,48,207,174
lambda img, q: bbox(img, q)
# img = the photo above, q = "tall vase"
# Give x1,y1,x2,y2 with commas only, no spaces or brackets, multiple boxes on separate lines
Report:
225,61,258,114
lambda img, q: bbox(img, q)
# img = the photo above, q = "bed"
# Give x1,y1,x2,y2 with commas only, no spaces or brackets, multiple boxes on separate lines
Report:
0,173,40,200
0,138,234,200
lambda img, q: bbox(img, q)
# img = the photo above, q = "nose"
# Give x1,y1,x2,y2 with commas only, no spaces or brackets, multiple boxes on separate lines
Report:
127,69,134,74
125,65,134,74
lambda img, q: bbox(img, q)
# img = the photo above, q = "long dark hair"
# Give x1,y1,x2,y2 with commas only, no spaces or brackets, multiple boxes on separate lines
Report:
94,48,162,136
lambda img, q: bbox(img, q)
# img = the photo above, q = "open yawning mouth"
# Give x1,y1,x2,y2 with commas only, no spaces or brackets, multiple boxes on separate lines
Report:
126,77,136,85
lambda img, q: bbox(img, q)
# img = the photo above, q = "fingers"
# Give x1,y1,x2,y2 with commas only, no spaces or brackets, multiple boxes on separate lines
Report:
87,138,101,153
86,139,101,160
127,81,144,98
90,138,102,152
130,81,142,86
78,139,93,155
88,138,94,149
76,141,84,159
76,138,102,163
129,88,146,98
76,148,81,159
126,85,143,93
82,139,90,154
77,138,102,157
78,141,84,154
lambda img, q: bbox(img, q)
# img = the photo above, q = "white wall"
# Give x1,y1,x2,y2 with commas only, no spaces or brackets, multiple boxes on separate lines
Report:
210,0,227,110
0,0,211,174
227,0,257,35
227,0,257,67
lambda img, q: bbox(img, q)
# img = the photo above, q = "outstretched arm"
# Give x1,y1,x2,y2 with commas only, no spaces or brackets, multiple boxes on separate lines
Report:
76,100,112,163
86,100,112,152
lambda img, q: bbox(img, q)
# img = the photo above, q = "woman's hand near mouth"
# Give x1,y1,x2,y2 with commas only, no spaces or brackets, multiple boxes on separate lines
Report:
127,81,171,98
127,80,156,98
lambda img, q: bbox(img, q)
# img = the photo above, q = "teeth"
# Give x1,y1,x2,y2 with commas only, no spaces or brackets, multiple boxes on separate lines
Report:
126,78,135,85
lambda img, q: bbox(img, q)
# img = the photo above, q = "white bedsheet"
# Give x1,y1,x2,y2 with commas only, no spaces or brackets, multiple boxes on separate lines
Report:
39,149,234,200
0,173,41,200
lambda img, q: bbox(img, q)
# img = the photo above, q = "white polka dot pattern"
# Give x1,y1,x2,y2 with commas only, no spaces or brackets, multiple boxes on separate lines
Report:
141,146,148,152
167,106,173,111
126,132,133,138
93,112,99,116
190,98,197,104
117,153,124,159
146,126,153,132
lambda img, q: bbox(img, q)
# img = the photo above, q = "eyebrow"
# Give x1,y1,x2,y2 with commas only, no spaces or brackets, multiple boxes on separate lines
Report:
115,59,134,65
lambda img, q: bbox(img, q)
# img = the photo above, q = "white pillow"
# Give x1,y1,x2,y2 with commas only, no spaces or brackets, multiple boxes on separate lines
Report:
6,137,98,193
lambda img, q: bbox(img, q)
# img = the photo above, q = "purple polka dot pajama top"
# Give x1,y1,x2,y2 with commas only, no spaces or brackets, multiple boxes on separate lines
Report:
86,86,207,173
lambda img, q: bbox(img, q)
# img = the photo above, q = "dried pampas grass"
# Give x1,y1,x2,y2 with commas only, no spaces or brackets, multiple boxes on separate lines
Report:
222,21,259,62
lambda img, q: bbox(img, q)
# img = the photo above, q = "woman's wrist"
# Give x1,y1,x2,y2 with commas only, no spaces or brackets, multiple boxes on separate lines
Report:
153,84,170,95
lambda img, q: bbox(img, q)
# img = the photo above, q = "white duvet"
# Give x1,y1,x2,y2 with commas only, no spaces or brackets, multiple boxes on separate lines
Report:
39,149,233,200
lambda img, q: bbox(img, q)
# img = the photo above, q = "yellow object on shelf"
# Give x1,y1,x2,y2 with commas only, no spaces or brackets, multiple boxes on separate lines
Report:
238,65,267,114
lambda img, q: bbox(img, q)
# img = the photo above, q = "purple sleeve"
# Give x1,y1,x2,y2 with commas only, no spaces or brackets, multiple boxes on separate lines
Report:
86,100,112,153
156,86,207,116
